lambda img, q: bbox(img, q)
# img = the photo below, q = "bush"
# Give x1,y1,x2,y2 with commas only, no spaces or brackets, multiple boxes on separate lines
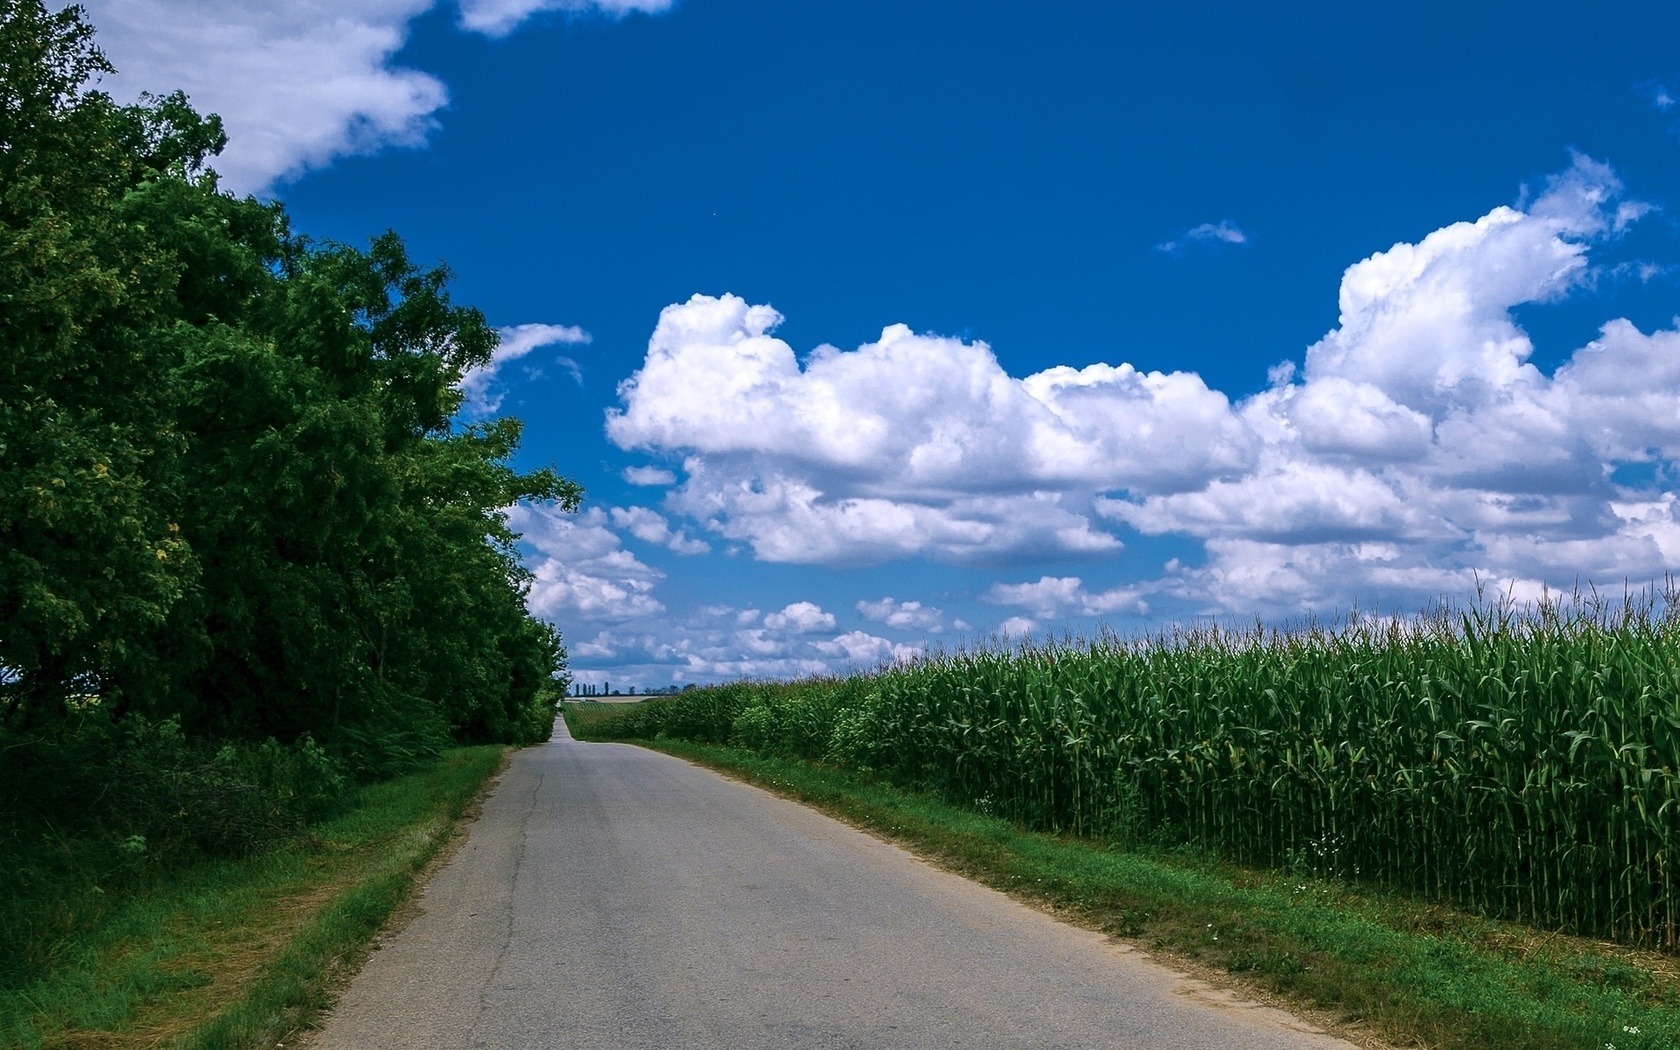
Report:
0,713,351,858
0,712,356,985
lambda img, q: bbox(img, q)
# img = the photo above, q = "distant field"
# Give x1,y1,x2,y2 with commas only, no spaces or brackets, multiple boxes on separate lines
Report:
565,701,651,729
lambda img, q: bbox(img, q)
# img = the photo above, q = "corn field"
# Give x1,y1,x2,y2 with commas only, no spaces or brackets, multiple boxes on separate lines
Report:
585,593,1680,950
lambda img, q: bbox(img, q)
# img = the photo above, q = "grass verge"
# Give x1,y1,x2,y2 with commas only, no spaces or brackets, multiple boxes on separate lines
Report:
572,715,1678,1050
0,745,506,1050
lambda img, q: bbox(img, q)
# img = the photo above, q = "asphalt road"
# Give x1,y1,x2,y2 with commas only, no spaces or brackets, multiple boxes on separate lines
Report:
306,716,1358,1049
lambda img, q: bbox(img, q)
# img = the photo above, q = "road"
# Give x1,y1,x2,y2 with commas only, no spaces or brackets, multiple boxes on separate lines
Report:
306,716,1359,1049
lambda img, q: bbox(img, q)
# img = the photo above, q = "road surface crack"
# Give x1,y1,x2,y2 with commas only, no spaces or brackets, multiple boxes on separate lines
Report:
465,771,544,1048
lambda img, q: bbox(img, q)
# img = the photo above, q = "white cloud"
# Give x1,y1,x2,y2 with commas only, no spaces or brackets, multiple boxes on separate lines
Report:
994,616,1039,640
667,464,1121,565
985,576,1150,619
553,604,923,690
1157,219,1250,253
610,296,1251,499
603,155,1680,620
80,0,671,194
623,465,678,486
83,0,445,194
607,292,1258,563
762,601,837,633
1190,221,1248,244
1101,155,1680,612
609,505,710,555
459,323,590,417
457,0,674,36
563,623,830,685
1099,460,1431,544
856,597,946,632
1289,163,1606,414
506,505,665,623
985,576,1083,618
1174,539,1481,613
813,630,920,667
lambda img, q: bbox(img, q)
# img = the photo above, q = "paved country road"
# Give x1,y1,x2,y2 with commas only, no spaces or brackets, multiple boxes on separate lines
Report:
306,717,1360,1050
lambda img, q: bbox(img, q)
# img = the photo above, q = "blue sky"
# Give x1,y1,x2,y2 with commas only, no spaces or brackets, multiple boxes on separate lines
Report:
83,0,1680,688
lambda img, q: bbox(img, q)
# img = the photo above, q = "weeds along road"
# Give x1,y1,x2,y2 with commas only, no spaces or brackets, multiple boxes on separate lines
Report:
306,717,1358,1050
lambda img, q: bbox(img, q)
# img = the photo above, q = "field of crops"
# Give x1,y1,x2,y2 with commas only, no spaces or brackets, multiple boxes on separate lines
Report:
588,594,1680,950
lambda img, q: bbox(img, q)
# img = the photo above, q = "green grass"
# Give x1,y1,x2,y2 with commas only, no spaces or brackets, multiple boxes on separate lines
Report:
570,706,1679,1050
0,745,506,1050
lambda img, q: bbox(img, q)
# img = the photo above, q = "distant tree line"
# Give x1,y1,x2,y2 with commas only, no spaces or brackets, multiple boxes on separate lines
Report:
1,0,576,822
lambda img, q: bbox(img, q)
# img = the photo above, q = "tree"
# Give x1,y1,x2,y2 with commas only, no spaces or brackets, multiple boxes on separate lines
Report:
0,0,222,725
0,0,579,757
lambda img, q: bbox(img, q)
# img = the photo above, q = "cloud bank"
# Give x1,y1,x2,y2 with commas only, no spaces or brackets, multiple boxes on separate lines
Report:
608,156,1680,615
507,507,917,685
606,295,1246,564
507,504,923,687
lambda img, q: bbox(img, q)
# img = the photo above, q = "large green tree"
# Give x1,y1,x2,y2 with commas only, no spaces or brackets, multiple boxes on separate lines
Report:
0,0,579,753
0,1,215,724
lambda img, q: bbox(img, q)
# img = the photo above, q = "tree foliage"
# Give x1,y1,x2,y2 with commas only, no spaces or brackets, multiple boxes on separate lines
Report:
0,0,579,762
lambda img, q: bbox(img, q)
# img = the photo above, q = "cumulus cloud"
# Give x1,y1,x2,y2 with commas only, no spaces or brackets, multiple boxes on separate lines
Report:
459,323,590,417
623,465,678,486
1100,461,1431,544
507,510,873,684
609,506,710,555
994,616,1039,640
813,631,920,667
1100,154,1680,611
985,576,1150,619
550,590,959,689
562,623,829,686
558,603,924,690
763,601,837,633
856,597,947,632
83,0,444,193
606,154,1680,618
607,292,1257,563
667,463,1121,565
81,0,672,193
457,0,674,36
506,505,665,623
610,297,1250,498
